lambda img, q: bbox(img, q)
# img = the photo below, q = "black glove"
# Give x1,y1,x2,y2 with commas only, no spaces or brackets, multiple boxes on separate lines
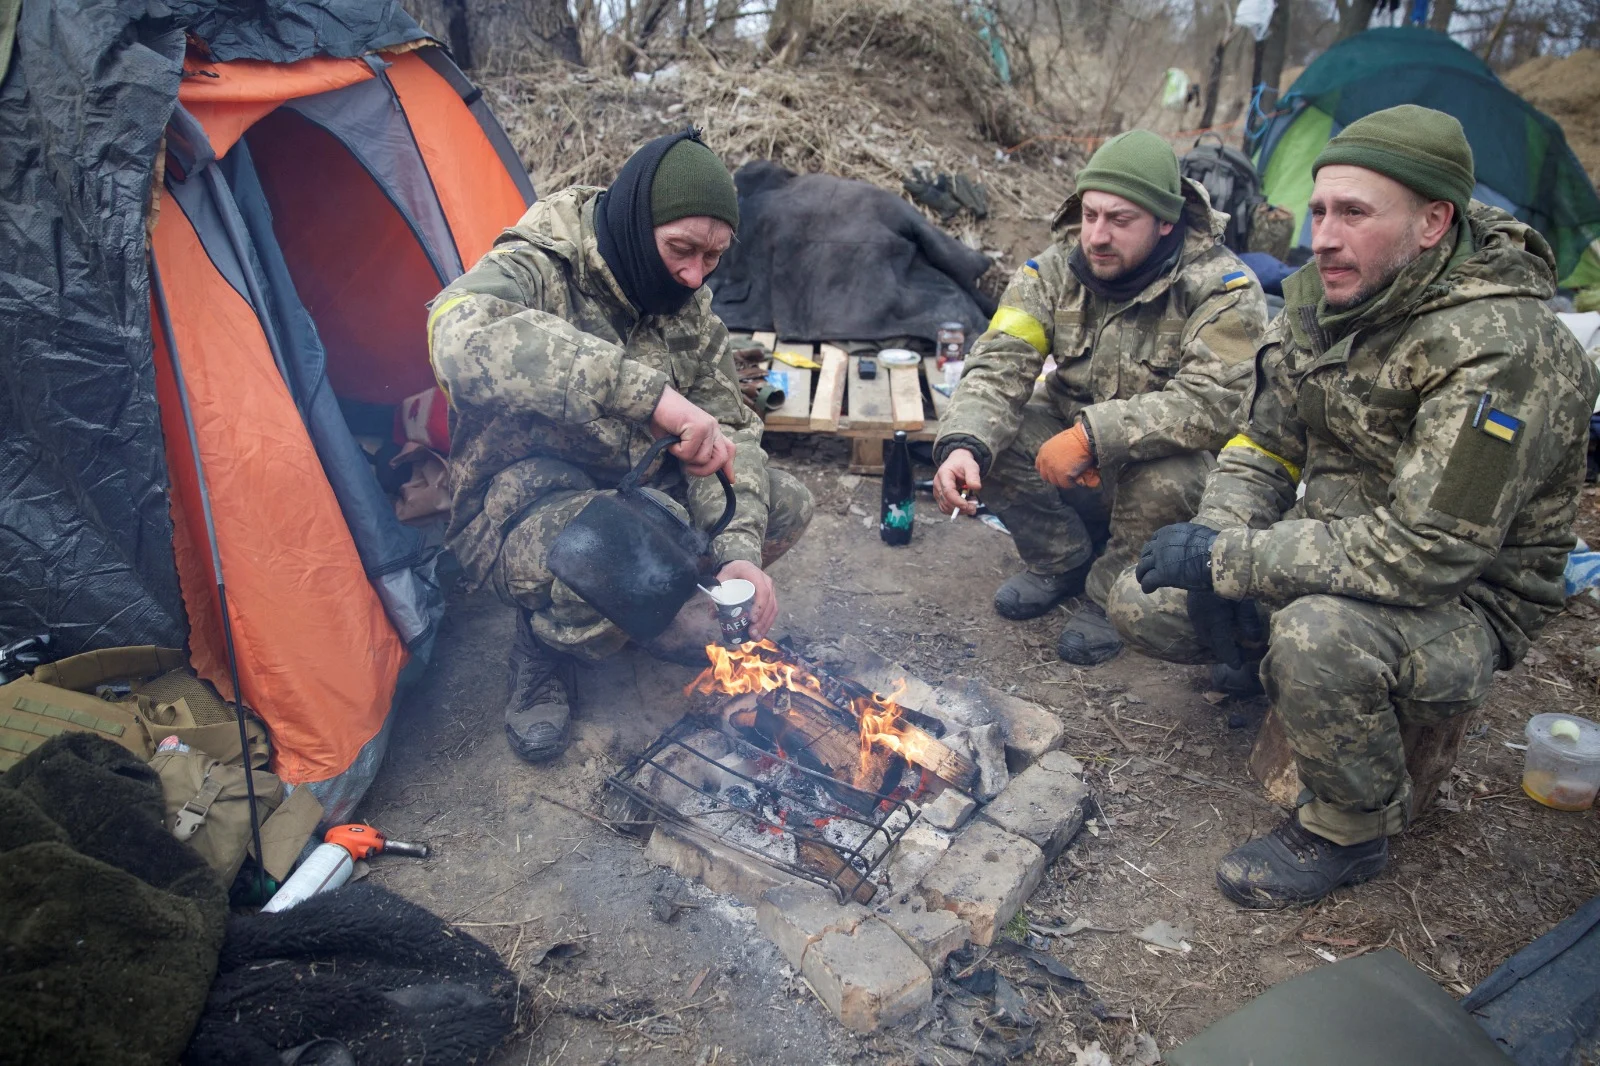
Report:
1186,591,1266,668
1136,522,1219,594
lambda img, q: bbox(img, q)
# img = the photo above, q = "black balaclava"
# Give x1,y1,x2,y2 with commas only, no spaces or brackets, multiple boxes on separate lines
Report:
595,128,699,316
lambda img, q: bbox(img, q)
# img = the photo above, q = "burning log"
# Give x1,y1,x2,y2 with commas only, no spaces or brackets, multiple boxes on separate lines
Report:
796,838,877,904
692,640,979,794
722,688,904,815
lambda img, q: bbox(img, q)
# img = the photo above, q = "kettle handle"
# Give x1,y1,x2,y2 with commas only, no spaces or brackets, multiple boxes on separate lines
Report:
619,435,738,542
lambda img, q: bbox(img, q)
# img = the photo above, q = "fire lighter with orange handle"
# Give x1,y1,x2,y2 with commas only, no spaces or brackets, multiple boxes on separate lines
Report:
261,823,430,913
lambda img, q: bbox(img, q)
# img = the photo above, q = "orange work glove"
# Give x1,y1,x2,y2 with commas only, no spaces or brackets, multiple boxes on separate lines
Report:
1035,424,1100,489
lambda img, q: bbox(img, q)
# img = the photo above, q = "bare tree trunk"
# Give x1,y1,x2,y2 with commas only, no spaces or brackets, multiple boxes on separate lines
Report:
1479,0,1517,60
711,0,740,41
1333,0,1378,40
529,0,583,64
1428,0,1456,31
683,0,705,40
1258,0,1290,105
1200,26,1236,130
765,0,813,64
442,0,474,70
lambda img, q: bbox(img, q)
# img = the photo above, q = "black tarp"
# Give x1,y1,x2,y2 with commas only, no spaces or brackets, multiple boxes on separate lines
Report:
1463,893,1600,1064
708,161,997,346
0,0,426,656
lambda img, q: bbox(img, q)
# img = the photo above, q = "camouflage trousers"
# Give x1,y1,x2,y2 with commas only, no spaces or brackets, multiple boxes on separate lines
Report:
492,467,814,661
981,399,1211,608
1107,571,1497,844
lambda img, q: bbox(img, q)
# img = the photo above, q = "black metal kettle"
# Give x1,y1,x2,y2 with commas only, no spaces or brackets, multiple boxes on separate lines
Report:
547,435,736,642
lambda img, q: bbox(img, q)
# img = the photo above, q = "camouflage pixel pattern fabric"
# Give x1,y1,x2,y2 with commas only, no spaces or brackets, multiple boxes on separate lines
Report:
982,399,1210,608
429,186,784,585
1113,203,1598,843
934,177,1267,477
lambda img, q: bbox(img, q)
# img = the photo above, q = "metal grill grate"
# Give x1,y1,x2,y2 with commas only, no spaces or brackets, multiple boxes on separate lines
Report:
606,712,917,904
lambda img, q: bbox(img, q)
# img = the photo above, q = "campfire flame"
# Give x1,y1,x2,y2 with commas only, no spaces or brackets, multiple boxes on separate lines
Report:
689,640,912,769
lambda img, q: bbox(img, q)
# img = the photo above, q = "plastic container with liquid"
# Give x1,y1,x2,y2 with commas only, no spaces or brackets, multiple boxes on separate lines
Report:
1522,712,1600,811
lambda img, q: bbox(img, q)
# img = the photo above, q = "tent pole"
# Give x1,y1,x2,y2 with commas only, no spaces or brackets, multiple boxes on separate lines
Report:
149,254,270,902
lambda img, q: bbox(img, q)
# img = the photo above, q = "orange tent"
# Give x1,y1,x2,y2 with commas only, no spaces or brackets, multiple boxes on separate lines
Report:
148,45,531,813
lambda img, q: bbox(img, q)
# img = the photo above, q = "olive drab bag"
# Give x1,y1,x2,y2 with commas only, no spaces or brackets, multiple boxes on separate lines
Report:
0,646,321,881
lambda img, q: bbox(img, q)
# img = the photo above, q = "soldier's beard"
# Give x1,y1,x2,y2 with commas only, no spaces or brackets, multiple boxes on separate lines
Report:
1320,238,1424,312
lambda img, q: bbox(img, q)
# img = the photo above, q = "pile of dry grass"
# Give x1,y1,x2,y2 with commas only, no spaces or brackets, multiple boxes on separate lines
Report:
475,0,1069,243
1505,49,1600,183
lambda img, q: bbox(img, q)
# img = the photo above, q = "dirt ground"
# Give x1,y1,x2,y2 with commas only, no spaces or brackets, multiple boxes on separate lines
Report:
359,441,1600,1064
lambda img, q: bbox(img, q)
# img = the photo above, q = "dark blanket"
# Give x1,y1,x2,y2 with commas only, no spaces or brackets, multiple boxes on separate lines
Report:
185,882,517,1066
708,161,997,345
0,733,228,1066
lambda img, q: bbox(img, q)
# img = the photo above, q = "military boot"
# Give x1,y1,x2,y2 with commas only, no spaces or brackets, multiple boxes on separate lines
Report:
994,562,1090,620
1209,660,1265,698
1057,602,1123,665
1216,816,1389,909
642,596,721,668
505,611,577,763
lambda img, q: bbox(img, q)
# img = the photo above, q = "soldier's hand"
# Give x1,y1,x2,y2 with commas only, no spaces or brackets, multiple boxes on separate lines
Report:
717,560,777,639
933,449,982,516
652,386,737,481
1187,589,1244,668
1136,522,1219,594
1035,424,1100,489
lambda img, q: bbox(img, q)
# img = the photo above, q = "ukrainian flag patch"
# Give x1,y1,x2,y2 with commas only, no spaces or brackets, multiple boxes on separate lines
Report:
1022,259,1040,278
1473,392,1522,443
1222,270,1250,291
1482,408,1522,443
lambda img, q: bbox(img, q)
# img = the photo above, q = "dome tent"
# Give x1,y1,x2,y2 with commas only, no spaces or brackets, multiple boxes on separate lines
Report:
1253,26,1600,285
0,0,534,816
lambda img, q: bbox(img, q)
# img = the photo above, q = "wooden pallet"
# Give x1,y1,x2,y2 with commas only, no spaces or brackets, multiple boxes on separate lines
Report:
750,332,951,474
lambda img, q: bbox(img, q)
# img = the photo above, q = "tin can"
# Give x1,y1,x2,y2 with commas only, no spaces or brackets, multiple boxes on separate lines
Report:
936,321,965,368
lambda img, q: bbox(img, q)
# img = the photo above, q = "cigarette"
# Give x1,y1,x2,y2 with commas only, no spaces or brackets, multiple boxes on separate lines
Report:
950,490,970,521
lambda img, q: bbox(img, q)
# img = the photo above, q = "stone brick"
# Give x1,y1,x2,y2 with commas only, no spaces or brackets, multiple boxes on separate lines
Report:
978,752,1089,863
876,895,970,970
645,822,801,906
926,678,1065,772
882,820,950,894
801,916,932,1032
921,788,976,831
757,883,871,968
918,820,1045,946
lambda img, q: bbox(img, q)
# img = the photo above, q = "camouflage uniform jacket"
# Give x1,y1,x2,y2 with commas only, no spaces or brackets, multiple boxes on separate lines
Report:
428,186,770,585
1198,204,1600,667
934,178,1267,472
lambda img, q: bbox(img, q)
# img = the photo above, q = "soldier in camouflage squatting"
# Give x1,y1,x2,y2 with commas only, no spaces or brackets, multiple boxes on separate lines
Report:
429,129,814,762
1123,105,1600,907
932,130,1267,666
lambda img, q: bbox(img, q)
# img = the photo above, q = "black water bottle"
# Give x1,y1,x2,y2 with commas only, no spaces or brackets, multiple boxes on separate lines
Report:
880,430,914,546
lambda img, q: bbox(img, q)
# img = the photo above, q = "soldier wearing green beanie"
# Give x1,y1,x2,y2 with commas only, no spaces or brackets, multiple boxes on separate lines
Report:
933,129,1267,668
427,129,814,763
1114,102,1598,908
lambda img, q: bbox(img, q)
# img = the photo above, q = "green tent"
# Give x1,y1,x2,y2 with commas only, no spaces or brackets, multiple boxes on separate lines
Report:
1254,26,1600,287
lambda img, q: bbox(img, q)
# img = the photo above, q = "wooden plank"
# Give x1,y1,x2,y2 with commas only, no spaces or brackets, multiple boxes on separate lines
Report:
751,330,776,351
763,341,815,430
845,355,893,433
848,438,883,475
924,356,952,422
888,365,924,431
808,345,848,432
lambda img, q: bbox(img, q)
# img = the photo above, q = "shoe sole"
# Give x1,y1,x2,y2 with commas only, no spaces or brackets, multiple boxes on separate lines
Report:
507,725,569,763
1215,855,1388,909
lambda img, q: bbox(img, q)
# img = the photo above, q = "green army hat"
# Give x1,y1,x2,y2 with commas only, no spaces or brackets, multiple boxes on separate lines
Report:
1313,104,1475,221
1074,130,1184,223
651,137,740,231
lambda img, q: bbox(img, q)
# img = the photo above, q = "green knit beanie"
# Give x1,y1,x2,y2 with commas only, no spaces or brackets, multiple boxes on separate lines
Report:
650,139,740,231
1074,130,1184,223
1313,104,1475,222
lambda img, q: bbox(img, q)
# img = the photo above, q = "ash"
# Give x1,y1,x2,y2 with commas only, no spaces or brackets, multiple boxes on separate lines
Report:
635,728,920,881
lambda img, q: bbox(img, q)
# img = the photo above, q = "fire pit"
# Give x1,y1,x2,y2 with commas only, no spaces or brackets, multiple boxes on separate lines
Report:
612,636,1090,1034
607,640,980,903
